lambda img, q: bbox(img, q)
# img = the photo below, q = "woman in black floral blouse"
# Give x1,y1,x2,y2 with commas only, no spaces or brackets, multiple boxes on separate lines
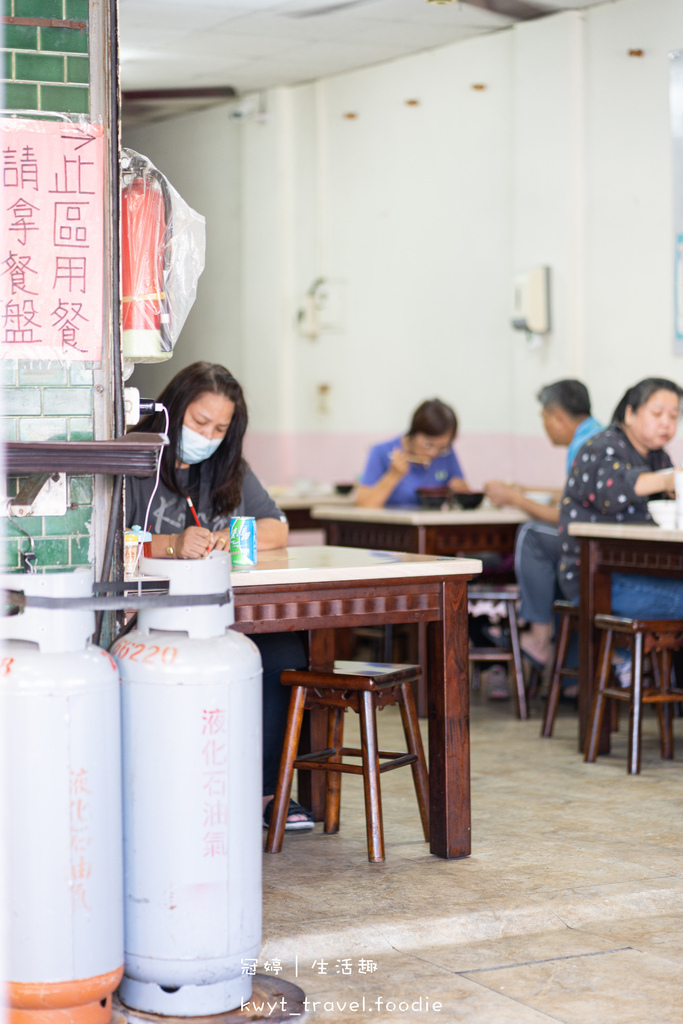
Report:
558,378,683,618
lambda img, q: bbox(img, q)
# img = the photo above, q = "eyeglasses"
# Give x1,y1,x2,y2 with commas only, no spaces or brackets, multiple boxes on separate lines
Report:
412,438,452,458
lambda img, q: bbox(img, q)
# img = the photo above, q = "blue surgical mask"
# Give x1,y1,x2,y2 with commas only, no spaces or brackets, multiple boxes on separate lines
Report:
179,424,223,464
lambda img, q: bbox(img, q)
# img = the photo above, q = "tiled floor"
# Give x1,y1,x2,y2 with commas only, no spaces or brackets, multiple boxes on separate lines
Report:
259,692,683,1023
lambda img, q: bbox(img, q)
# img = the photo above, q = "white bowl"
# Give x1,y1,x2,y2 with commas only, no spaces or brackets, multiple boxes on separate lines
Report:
647,500,677,528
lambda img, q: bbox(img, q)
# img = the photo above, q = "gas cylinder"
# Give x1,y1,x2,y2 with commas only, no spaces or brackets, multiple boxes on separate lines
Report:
112,551,263,1016
0,569,124,1024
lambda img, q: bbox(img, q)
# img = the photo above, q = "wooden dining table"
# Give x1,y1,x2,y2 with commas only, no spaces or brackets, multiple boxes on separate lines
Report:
569,521,683,752
310,503,528,557
230,545,481,860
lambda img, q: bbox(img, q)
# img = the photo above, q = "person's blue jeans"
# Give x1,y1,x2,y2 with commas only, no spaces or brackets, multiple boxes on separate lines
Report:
611,573,683,620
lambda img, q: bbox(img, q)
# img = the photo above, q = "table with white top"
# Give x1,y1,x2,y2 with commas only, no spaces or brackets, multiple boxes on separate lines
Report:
231,545,482,860
569,521,683,752
311,503,528,557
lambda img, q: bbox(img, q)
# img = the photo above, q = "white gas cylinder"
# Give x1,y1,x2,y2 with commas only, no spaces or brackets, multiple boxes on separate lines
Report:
112,551,263,1016
0,569,124,1024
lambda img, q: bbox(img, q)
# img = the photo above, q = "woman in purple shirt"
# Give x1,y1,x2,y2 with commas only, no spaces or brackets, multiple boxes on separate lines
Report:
356,399,470,508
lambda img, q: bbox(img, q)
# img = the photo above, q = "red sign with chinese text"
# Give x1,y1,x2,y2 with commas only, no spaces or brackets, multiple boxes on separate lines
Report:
1,118,104,361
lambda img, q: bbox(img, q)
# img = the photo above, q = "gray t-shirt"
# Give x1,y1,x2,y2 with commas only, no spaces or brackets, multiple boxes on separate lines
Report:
125,460,285,535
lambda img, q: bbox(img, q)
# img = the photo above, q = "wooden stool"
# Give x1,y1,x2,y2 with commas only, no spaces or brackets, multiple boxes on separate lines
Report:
468,584,527,719
265,660,429,863
584,615,683,774
541,600,579,737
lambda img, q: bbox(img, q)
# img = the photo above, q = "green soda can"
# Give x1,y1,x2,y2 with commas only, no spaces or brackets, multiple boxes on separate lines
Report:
230,516,257,565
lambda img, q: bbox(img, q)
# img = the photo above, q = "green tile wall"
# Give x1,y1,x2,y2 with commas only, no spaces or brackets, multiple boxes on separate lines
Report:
2,472,93,573
2,2,95,574
2,0,89,114
3,364,96,571
15,0,63,17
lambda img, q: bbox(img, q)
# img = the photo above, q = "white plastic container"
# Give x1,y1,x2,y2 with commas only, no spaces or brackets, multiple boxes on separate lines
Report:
0,569,124,1024
648,500,677,530
675,470,683,529
112,551,263,1016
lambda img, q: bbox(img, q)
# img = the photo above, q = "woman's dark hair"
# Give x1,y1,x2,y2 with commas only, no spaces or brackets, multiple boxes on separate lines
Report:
134,361,247,515
407,399,458,440
611,377,683,426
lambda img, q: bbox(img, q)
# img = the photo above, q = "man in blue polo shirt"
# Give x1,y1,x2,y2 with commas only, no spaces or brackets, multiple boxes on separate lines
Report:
485,380,602,672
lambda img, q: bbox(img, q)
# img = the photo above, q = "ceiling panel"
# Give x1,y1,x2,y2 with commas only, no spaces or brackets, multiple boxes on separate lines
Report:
120,3,247,31
162,31,303,59
120,0,613,120
118,27,190,50
120,0,282,9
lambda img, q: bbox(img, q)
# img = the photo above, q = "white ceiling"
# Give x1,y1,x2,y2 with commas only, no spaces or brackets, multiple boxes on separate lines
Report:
119,0,611,97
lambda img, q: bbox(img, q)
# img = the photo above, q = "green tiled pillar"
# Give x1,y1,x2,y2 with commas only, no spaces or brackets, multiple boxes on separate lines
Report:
3,0,90,115
2,0,95,572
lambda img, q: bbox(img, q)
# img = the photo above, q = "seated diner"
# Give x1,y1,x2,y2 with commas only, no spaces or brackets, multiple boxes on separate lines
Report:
559,377,683,618
486,379,602,673
355,398,470,508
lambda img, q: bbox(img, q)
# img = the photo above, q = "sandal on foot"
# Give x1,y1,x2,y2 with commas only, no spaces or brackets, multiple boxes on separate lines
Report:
263,797,314,832
482,666,510,701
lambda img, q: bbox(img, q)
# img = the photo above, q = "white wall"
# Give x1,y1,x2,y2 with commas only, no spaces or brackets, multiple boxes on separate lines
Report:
510,11,586,436
123,104,243,396
122,0,683,485
584,0,683,418
296,31,516,436
240,31,515,436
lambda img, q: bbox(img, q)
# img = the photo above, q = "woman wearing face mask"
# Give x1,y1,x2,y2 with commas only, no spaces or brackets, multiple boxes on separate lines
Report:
126,361,287,557
559,377,683,618
126,361,313,832
355,398,470,508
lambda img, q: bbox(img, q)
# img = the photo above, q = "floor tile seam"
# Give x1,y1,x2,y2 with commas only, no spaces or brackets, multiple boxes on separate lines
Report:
449,974,569,1024
571,929,683,971
525,875,683,900
365,938,636,980
455,945,634,974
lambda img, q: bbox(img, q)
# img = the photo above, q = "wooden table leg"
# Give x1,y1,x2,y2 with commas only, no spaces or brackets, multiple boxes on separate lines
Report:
415,525,428,718
417,622,428,717
427,578,471,859
296,628,335,821
578,538,612,754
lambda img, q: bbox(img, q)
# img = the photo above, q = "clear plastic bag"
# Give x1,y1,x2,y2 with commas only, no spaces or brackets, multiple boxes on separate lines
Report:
121,149,205,369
